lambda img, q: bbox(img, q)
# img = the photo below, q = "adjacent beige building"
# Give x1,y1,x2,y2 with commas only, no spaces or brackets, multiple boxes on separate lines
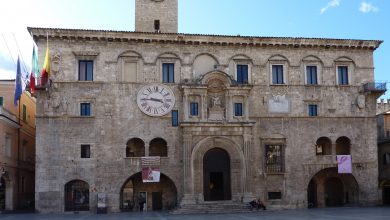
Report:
29,0,386,213
0,80,36,212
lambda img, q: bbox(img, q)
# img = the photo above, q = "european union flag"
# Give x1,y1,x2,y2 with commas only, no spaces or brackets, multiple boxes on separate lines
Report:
14,56,22,106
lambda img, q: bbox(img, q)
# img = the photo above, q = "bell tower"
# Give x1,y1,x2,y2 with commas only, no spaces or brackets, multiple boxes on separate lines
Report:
135,0,178,33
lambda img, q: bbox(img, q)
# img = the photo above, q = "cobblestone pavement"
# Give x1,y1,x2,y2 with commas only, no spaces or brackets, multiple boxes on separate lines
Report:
1,207,390,220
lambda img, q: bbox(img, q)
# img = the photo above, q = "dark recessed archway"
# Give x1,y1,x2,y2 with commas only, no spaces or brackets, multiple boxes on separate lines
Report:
336,136,351,155
126,138,145,157
149,138,168,157
203,148,231,201
120,172,177,212
0,177,5,210
64,180,90,211
316,137,332,155
307,167,359,208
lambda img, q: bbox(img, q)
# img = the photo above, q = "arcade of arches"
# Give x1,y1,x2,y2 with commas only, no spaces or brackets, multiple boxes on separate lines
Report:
126,138,168,158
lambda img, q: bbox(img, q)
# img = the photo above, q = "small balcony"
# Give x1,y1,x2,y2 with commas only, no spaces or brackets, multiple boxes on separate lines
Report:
34,76,51,90
363,82,387,96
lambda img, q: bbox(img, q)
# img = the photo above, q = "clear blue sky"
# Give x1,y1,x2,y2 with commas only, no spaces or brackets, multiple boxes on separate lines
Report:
0,0,389,98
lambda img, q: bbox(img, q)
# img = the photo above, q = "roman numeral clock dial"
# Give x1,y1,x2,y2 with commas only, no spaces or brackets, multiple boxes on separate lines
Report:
137,84,176,117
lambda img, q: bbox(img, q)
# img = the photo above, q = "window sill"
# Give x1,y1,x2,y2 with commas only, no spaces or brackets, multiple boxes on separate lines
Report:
69,116,95,118
270,84,287,86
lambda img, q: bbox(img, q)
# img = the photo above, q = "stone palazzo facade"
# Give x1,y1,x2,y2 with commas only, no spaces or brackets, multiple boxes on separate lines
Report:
30,0,385,213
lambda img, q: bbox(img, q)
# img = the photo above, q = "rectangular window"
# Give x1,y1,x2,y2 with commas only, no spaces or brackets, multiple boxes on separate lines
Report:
171,110,179,127
79,60,94,81
306,66,318,85
384,153,390,165
234,103,243,116
272,65,284,84
0,96,3,106
81,144,91,158
268,192,282,200
80,103,91,116
338,66,349,85
237,64,248,84
308,104,318,117
162,63,174,83
22,104,27,121
265,145,283,173
5,135,12,157
190,102,199,116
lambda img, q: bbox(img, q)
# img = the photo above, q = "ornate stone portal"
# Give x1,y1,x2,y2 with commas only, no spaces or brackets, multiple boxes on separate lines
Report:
207,79,226,121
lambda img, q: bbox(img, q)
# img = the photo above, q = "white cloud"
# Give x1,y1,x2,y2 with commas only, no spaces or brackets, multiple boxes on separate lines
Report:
359,2,378,13
320,0,341,14
0,68,16,80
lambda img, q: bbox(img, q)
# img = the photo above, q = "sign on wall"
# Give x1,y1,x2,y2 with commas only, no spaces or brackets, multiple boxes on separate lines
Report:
337,155,352,174
141,157,161,183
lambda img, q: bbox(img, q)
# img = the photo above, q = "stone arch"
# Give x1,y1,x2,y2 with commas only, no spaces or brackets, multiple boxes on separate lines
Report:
193,53,219,80
302,55,324,64
149,137,168,157
267,54,290,64
64,179,90,211
335,56,356,65
316,137,332,155
126,138,145,157
191,136,246,201
154,52,182,64
228,54,253,64
336,136,351,155
199,70,234,86
117,50,145,61
119,172,178,211
307,167,359,208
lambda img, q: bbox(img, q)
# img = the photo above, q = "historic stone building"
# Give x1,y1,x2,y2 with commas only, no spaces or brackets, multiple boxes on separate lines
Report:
377,110,390,205
0,80,36,212
30,0,385,213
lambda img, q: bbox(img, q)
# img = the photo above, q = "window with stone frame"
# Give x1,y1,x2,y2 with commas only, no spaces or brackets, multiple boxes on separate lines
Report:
81,144,90,158
236,64,248,84
271,65,284,84
4,134,12,157
265,144,284,173
0,96,3,106
78,60,94,81
162,63,174,83
337,66,349,85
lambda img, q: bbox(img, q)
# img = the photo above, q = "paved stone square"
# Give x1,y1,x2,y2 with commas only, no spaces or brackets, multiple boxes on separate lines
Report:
1,207,390,220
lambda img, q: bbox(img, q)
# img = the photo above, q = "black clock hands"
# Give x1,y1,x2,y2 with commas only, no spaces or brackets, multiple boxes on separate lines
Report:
141,98,164,103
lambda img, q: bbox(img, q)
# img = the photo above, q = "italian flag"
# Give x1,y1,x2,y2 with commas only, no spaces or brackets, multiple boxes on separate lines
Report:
30,46,38,94
40,47,50,85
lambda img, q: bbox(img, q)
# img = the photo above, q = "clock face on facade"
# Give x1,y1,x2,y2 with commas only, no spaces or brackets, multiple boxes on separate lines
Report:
137,84,175,117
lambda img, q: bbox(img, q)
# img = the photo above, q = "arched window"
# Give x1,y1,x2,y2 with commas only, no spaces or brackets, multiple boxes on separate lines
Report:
149,138,168,157
126,138,145,157
64,180,89,211
316,137,332,155
336,136,351,155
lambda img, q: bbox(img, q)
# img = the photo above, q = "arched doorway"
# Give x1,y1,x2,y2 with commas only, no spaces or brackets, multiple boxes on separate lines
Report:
120,172,177,211
307,168,359,208
325,177,344,206
307,179,317,208
0,177,5,210
383,181,390,205
203,148,231,201
64,180,90,211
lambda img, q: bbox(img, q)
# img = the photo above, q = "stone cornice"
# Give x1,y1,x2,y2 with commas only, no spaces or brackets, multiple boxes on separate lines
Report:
28,27,382,51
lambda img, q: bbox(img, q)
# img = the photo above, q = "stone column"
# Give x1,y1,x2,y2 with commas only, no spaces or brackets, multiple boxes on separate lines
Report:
201,94,207,121
183,93,189,121
244,95,249,121
181,134,196,204
242,134,255,202
226,93,233,121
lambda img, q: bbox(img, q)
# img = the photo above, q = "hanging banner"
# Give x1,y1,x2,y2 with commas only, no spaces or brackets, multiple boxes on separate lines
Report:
337,155,352,174
141,157,161,183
